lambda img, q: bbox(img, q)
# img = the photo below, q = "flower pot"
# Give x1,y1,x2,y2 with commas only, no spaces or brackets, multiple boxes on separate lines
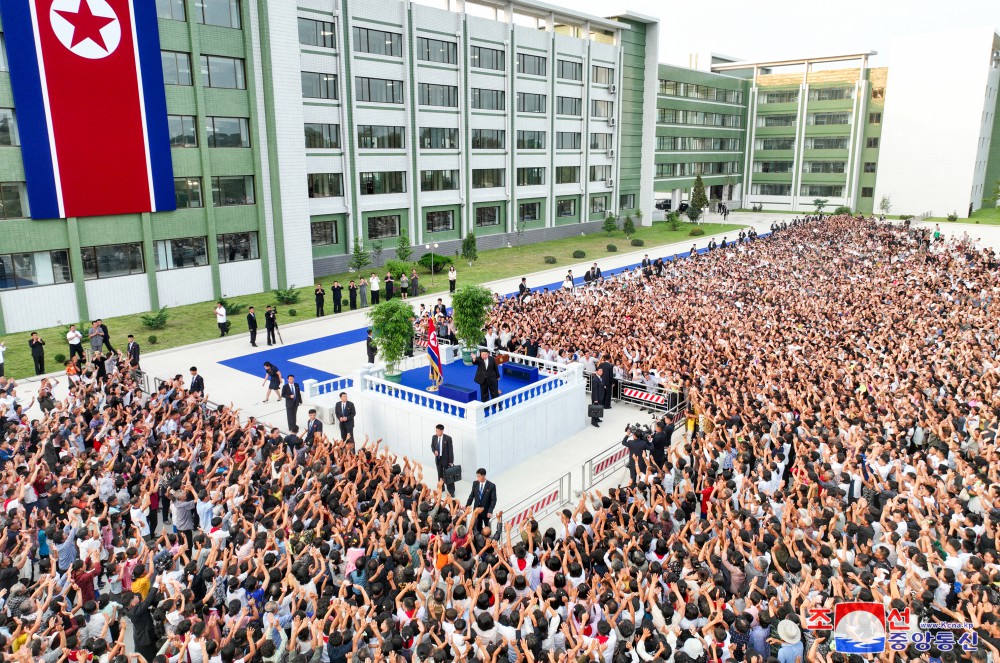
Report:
384,371,402,384
461,348,474,365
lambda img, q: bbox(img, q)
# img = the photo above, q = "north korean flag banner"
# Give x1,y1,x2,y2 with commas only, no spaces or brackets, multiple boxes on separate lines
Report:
0,0,175,219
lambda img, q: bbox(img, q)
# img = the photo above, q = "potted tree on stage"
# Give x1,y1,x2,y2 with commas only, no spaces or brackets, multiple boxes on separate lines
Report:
451,284,493,365
367,298,415,383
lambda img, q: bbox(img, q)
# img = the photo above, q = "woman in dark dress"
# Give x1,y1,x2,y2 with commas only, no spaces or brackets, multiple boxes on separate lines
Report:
262,361,282,402
385,272,394,301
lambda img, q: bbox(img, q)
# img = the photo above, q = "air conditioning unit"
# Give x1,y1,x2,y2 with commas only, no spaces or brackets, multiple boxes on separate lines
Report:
606,178,614,188
608,118,616,127
606,148,615,158
609,84,617,94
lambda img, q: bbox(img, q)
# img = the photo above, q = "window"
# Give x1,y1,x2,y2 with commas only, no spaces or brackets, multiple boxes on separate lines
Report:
518,202,540,222
161,51,192,85
590,133,612,150
195,0,240,28
302,72,338,99
298,18,336,48
211,175,255,206
755,137,795,150
757,114,796,128
808,87,853,101
0,109,17,146
156,0,186,21
471,129,504,149
154,237,209,271
591,100,613,118
80,244,144,280
426,210,454,233
657,80,678,95
200,55,245,89
591,196,606,214
556,132,581,149
555,166,579,184
807,113,850,126
760,90,798,104
360,171,406,195
516,130,545,149
206,116,249,147
658,81,744,103
753,161,793,174
357,77,403,104
804,136,849,150
470,45,504,71
311,221,338,246
217,232,259,263
418,83,458,107
353,27,402,57
168,115,197,147
0,182,26,219
305,123,340,149
556,96,581,116
863,162,877,173
516,92,546,113
471,88,505,111
557,60,582,81
357,125,405,149
871,87,884,100
620,194,635,209
367,214,400,239
472,168,504,188
0,250,71,289
589,165,611,181
654,163,675,178
174,178,203,208
419,128,459,149
557,199,576,217
307,173,344,197
417,37,457,64
866,137,880,149
475,206,500,227
799,184,843,197
861,186,874,197
516,168,544,186
802,161,845,174
517,53,546,76
750,183,792,196
869,112,882,124
420,170,459,192
592,66,614,85
659,109,741,127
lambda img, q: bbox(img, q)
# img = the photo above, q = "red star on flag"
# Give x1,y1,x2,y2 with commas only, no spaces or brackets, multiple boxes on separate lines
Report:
55,0,115,51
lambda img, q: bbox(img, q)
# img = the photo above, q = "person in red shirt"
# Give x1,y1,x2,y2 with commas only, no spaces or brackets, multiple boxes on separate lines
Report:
71,557,100,605
700,482,715,520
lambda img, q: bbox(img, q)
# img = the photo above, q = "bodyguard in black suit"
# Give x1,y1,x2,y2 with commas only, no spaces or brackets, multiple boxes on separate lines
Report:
331,281,343,313
518,278,529,300
126,335,141,368
246,307,258,347
597,355,614,409
466,467,497,531
622,429,652,483
590,369,606,428
124,588,160,662
431,424,455,496
281,375,303,430
265,306,278,345
335,392,356,441
189,367,205,394
650,420,672,469
366,329,377,364
304,409,324,441
472,348,500,402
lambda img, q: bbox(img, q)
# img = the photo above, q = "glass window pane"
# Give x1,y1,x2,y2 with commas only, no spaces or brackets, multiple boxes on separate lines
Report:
0,255,14,289
0,109,16,146
0,183,24,219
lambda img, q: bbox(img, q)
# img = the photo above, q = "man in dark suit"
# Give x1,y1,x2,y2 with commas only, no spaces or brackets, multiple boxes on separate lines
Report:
598,354,614,410
332,281,343,314
126,334,140,369
518,277,529,300
265,306,278,346
335,391,355,441
640,254,651,269
96,319,114,353
433,298,447,318
304,408,324,442
431,424,455,496
466,467,497,532
472,348,500,402
281,375,302,430
124,588,160,662
314,283,326,316
246,306,258,347
590,368,606,428
189,366,204,394
28,332,45,375
622,428,652,483
366,329,377,364
650,420,672,469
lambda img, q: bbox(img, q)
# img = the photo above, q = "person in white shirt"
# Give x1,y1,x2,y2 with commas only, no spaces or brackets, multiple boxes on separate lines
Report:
66,325,84,362
214,302,229,337
369,273,381,304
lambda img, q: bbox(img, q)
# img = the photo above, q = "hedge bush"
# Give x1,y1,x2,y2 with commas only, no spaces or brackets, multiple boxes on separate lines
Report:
288,309,298,317
53,353,66,365
899,214,915,221
572,250,586,259
689,227,705,237
148,335,158,345
543,256,557,264
631,239,644,247
384,259,412,279
606,244,618,252
417,252,453,274
947,213,958,222
833,206,853,215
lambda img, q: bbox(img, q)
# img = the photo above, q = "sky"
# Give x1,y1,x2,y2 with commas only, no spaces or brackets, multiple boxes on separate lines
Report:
565,0,1000,68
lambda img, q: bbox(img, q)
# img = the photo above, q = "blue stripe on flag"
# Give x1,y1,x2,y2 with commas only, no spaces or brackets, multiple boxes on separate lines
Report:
0,0,61,219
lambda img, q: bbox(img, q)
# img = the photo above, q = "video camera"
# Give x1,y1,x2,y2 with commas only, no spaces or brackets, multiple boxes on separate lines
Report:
626,422,653,440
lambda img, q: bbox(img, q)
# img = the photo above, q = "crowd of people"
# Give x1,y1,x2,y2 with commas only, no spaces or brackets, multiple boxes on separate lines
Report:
0,215,996,663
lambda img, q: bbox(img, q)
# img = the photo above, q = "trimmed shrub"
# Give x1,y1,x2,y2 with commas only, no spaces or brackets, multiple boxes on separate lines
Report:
384,259,412,279
833,206,853,215
219,297,245,316
899,214,915,221
273,287,300,305
606,244,618,253
689,227,705,237
572,250,586,259
53,353,67,365
543,256,557,264
148,335,158,345
140,307,168,330
288,309,298,317
947,213,958,222
631,239,644,247
417,252,453,274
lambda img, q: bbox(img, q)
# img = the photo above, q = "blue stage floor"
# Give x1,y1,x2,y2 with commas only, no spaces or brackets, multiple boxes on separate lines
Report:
397,360,531,401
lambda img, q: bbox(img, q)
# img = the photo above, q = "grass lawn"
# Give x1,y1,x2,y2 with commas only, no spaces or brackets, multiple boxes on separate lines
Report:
926,206,1000,226
1,221,740,380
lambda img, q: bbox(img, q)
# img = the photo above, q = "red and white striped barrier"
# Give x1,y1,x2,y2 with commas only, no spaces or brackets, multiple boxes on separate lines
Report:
508,489,560,527
621,388,666,404
593,447,629,476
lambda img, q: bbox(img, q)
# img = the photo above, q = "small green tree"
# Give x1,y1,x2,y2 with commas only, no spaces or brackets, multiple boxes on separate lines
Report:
667,211,681,231
622,213,636,237
878,195,892,216
451,284,494,363
395,229,413,263
367,299,415,376
690,175,709,213
371,241,384,268
348,238,372,273
813,198,829,214
461,232,478,266
602,213,618,236
685,205,701,223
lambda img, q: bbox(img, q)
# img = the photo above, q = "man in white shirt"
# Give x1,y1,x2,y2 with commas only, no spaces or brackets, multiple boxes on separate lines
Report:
369,273,381,304
214,302,229,337
66,325,84,361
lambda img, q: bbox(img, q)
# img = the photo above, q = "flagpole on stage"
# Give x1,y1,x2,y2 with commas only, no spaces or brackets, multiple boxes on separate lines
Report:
426,316,443,392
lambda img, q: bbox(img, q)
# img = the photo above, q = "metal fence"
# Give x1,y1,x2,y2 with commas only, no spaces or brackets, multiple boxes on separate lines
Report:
504,471,572,540
580,443,631,492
